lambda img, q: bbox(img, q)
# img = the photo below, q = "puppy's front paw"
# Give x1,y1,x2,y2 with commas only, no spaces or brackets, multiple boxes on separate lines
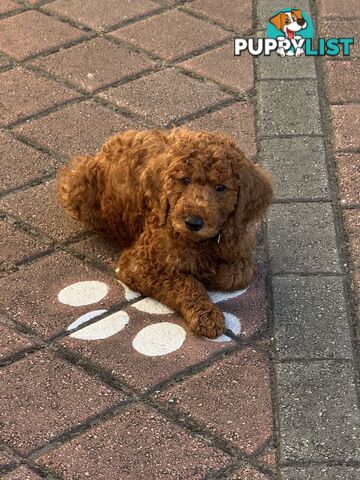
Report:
188,307,225,339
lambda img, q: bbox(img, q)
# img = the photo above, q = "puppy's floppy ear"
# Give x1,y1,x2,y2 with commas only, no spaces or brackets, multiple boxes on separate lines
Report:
269,12,285,31
230,149,273,228
291,9,303,19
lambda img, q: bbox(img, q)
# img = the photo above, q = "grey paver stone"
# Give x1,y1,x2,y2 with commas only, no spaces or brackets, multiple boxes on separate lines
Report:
260,137,329,200
281,466,360,480
257,54,316,80
258,80,322,136
273,276,352,359
277,361,360,462
267,203,341,273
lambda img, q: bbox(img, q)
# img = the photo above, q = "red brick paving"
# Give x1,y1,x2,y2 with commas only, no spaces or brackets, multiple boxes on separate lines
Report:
344,211,360,271
0,251,126,339
15,100,139,158
0,0,19,15
0,351,125,455
318,0,358,18
0,68,78,126
186,0,253,33
31,37,157,93
0,11,86,61
0,132,56,193
0,181,87,241
0,1,277,478
318,19,360,58
0,451,13,468
111,10,230,61
180,43,254,94
323,61,360,104
36,404,231,479
46,0,160,31
60,304,235,393
321,7,360,337
330,105,360,151
99,68,232,126
0,221,48,270
185,102,256,158
336,154,360,206
1,467,43,480
0,323,35,363
157,348,272,454
227,466,270,479
70,234,121,270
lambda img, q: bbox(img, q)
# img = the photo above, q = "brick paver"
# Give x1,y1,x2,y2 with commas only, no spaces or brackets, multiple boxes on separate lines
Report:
0,323,35,364
1,467,43,480
99,68,233,126
111,10,230,61
0,1,359,478
0,351,125,455
185,102,256,158
179,43,254,94
0,68,78,126
0,11,86,61
60,276,266,393
36,404,231,479
0,132,56,193
15,100,139,158
0,181,87,241
336,154,360,206
158,348,272,454
0,251,127,339
0,221,48,270
31,37,157,93
45,0,160,31
0,0,19,15
186,0,253,33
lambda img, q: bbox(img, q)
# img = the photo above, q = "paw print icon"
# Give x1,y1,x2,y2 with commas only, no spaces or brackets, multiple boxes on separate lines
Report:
59,279,247,356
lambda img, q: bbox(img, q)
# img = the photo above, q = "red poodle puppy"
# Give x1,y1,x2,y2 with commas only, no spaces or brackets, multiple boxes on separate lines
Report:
57,129,273,338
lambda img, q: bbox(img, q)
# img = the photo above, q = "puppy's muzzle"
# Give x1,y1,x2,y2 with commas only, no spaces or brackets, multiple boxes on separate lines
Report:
297,18,305,26
185,215,204,232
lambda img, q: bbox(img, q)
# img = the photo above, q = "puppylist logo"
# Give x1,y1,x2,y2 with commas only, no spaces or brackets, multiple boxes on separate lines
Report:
234,8,354,58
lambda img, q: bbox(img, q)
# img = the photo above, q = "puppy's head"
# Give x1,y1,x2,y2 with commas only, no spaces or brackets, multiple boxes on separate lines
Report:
158,130,273,241
270,9,307,39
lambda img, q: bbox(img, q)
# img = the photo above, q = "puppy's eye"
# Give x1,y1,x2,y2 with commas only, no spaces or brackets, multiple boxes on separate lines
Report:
215,184,226,192
285,18,290,23
181,177,191,186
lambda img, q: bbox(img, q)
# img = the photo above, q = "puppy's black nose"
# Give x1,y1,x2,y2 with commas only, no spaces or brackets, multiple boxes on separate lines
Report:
297,18,305,26
185,215,203,232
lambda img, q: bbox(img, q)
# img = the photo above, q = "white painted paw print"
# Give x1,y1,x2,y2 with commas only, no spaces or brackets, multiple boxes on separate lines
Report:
59,279,247,357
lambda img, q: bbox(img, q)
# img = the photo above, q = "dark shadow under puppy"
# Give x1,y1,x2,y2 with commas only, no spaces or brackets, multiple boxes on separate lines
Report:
57,129,273,338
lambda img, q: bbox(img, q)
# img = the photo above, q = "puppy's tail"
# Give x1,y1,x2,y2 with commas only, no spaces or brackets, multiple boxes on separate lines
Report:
56,155,105,231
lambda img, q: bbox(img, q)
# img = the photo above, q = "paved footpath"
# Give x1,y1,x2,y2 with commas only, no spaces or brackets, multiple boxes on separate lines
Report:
0,1,359,479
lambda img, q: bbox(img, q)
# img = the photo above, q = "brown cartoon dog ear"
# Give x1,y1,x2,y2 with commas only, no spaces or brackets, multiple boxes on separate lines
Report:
230,149,273,228
269,11,286,31
291,9,303,19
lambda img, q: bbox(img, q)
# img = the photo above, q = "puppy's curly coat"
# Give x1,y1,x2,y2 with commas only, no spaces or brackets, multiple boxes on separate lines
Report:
57,129,273,338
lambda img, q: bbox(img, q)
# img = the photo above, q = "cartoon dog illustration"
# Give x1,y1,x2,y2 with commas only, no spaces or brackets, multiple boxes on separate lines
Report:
269,9,307,57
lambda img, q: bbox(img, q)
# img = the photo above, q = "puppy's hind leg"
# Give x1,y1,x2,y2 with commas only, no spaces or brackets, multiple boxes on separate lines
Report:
56,155,105,232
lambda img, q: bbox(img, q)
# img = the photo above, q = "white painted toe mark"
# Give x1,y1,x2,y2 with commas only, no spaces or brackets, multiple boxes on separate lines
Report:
67,309,107,331
58,281,109,306
208,287,248,304
70,310,129,340
132,322,186,356
117,280,141,301
209,312,241,343
132,297,174,315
